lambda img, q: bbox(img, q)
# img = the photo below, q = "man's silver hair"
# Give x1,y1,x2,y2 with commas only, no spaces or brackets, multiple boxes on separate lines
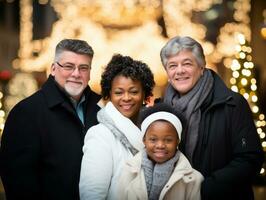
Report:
54,39,94,62
160,36,206,68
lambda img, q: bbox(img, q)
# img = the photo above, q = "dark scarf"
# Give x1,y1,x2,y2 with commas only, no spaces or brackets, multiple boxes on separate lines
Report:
164,69,214,162
142,150,180,200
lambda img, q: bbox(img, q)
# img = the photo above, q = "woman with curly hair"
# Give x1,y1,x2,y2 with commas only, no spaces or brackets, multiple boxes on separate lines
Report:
79,54,155,200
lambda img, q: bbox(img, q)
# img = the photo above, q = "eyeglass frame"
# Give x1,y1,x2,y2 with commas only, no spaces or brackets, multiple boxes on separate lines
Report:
56,62,91,73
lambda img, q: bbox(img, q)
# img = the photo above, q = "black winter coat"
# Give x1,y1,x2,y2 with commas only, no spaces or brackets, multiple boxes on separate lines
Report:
0,75,101,200
179,71,264,200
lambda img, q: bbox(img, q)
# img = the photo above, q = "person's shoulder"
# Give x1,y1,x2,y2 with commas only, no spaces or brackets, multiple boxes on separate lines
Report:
10,90,42,110
225,89,250,108
85,87,101,101
181,170,203,184
5,90,43,121
177,152,204,181
85,123,114,140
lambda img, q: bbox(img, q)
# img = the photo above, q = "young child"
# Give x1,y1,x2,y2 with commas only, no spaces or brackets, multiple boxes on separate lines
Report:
117,103,204,200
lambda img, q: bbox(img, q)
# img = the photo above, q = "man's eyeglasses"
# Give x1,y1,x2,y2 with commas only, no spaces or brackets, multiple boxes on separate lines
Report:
56,62,90,73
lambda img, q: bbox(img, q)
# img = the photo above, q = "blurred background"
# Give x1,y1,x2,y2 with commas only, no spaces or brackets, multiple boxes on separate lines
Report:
0,0,266,199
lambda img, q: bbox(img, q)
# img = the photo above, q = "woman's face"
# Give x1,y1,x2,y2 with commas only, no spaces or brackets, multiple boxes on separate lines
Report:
143,120,179,163
165,50,204,96
110,75,145,122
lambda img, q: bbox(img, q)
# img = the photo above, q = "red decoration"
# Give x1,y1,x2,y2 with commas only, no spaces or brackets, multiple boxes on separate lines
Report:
0,70,12,81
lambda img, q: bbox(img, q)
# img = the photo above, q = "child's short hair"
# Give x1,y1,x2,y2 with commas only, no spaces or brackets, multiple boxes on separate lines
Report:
138,103,186,140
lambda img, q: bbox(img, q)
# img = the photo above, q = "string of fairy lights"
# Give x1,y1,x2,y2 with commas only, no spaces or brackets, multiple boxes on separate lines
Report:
0,91,5,135
230,33,266,175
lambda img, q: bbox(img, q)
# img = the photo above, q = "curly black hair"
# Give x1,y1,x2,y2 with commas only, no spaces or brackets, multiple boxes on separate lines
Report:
101,54,155,101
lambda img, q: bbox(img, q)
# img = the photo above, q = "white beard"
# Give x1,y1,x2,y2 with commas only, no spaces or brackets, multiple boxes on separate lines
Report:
64,83,84,98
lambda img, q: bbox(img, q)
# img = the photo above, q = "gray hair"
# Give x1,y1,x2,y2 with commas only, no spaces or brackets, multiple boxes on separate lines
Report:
54,39,94,61
160,36,206,68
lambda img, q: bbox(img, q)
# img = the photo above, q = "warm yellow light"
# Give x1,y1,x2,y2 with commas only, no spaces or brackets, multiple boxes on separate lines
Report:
241,78,248,86
262,141,266,148
261,27,266,40
257,120,266,127
0,92,3,99
251,95,258,102
243,61,253,69
257,128,262,134
239,52,246,59
232,71,239,78
223,58,232,68
260,132,266,139
252,106,259,113
241,45,247,52
231,59,241,71
261,168,265,174
243,93,249,99
246,55,252,61
235,44,241,52
251,78,256,84
259,114,265,120
0,110,5,118
230,78,236,85
0,124,5,131
231,85,238,92
237,33,246,45
246,47,252,53
241,69,251,76
240,88,246,94
11,0,253,118
246,69,251,76
251,84,257,91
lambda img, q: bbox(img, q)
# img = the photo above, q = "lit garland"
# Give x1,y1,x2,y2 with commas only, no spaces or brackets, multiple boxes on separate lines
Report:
0,90,5,135
261,9,266,40
12,0,253,96
163,0,252,69
230,33,266,176
4,73,38,115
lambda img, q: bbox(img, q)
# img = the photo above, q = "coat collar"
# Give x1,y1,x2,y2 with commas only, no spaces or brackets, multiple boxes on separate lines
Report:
209,69,236,107
126,151,193,176
41,75,96,108
124,151,199,200
98,102,144,152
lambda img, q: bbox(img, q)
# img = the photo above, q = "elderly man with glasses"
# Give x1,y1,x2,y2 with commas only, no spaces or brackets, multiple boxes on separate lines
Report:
0,39,101,200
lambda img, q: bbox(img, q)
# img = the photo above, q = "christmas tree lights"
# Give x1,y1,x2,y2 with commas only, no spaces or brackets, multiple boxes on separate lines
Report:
0,91,5,136
230,33,266,177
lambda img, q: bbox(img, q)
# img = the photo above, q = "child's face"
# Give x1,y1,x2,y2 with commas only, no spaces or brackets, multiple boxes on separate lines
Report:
143,120,179,164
